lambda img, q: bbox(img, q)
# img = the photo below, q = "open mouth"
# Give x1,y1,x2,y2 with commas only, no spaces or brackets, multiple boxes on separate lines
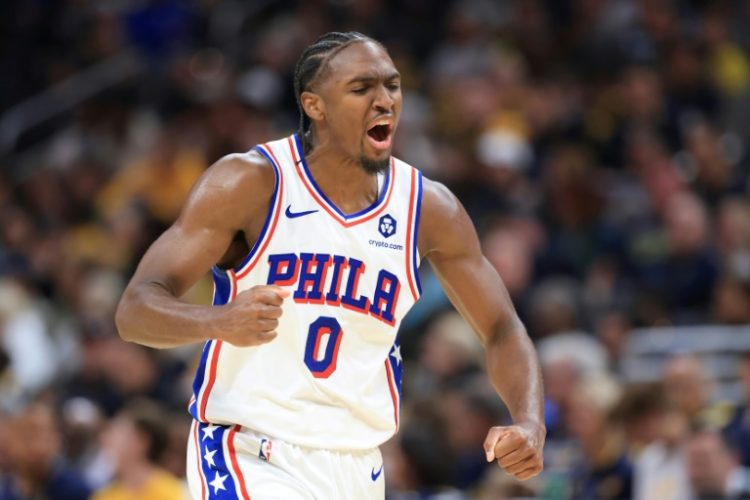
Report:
366,123,392,150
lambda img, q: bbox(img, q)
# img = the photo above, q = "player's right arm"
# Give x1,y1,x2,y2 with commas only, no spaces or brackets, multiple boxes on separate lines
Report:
115,152,289,349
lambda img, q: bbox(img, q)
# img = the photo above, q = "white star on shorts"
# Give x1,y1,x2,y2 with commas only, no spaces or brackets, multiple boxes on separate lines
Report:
204,447,217,468
202,424,219,441
209,471,228,494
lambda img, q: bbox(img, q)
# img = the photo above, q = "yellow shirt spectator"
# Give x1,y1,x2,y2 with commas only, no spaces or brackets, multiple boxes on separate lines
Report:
93,468,187,500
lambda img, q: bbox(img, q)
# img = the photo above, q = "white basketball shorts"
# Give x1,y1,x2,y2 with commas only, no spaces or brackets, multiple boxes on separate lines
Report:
186,420,385,499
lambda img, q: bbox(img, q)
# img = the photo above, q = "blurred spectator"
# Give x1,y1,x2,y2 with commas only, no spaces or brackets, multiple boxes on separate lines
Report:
686,426,750,499
159,410,192,481
384,416,462,500
411,311,484,397
526,277,582,339
439,380,509,490
724,352,750,468
481,222,535,302
712,270,750,325
715,196,750,264
703,8,750,99
539,142,605,276
538,331,608,442
96,127,206,226
615,382,669,450
0,400,91,500
59,397,110,489
567,374,632,499
681,120,742,206
0,278,66,409
594,311,632,371
650,191,718,323
474,466,540,500
615,382,691,500
93,399,186,500
633,405,691,500
662,355,725,428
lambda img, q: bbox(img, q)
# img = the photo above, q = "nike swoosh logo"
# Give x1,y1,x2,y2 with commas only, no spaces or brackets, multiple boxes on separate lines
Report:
285,205,319,219
371,464,384,481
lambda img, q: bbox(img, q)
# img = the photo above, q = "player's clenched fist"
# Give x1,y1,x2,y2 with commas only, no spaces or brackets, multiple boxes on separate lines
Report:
216,285,290,347
483,423,545,480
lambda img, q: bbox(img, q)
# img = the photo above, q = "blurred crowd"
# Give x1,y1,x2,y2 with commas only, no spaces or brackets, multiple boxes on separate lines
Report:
2,0,750,498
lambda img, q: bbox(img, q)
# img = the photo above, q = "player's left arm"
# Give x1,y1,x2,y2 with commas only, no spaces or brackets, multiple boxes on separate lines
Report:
418,177,545,481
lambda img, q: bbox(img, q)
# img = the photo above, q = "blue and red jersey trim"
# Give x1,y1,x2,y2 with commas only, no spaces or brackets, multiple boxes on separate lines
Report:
288,134,395,227
230,144,285,279
404,167,422,301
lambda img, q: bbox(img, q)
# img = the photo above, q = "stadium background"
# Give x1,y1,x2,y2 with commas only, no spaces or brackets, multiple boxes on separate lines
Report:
2,0,750,498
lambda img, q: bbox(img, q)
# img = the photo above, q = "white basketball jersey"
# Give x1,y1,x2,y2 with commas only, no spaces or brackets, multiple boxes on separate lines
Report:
189,134,423,450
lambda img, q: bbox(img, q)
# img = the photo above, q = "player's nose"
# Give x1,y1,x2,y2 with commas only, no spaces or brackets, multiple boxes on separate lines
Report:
372,84,395,112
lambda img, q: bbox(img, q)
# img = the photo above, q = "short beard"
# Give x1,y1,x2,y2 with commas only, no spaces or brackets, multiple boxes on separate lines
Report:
359,156,390,175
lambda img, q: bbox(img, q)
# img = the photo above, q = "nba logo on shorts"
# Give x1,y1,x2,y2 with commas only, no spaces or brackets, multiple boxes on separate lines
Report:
379,214,397,238
259,438,273,462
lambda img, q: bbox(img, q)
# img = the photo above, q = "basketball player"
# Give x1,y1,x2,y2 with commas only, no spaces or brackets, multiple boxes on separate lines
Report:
116,32,545,499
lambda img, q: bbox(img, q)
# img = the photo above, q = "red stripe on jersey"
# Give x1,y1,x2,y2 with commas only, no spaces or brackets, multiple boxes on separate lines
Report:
229,270,237,300
199,269,236,420
199,340,222,422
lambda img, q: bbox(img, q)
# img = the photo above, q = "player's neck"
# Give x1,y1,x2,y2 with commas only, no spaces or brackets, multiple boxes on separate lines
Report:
305,143,381,215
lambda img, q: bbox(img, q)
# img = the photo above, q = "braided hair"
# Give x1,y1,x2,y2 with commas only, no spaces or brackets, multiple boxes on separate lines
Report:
293,32,381,153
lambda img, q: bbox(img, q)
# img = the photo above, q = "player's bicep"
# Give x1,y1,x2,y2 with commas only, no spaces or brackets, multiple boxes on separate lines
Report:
126,154,268,297
128,217,234,298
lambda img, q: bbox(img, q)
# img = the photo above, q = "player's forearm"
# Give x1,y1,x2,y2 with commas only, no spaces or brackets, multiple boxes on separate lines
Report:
486,318,545,434
115,281,219,348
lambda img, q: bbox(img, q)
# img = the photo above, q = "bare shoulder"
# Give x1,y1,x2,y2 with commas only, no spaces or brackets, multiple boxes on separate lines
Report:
178,150,277,230
418,176,479,260
420,177,462,219
192,150,276,203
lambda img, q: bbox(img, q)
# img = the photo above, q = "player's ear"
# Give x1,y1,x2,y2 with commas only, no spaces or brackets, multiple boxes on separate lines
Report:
300,91,325,122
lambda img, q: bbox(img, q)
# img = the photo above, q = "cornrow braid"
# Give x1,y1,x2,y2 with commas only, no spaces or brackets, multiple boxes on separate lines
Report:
293,31,380,154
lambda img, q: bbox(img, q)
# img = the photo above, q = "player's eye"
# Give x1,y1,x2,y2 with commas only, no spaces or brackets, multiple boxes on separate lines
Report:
387,83,400,91
352,87,368,94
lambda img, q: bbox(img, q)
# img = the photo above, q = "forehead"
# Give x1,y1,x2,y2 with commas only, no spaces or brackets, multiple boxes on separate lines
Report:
323,41,397,85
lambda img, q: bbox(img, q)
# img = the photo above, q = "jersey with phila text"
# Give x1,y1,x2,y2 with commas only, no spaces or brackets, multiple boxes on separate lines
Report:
189,134,423,450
